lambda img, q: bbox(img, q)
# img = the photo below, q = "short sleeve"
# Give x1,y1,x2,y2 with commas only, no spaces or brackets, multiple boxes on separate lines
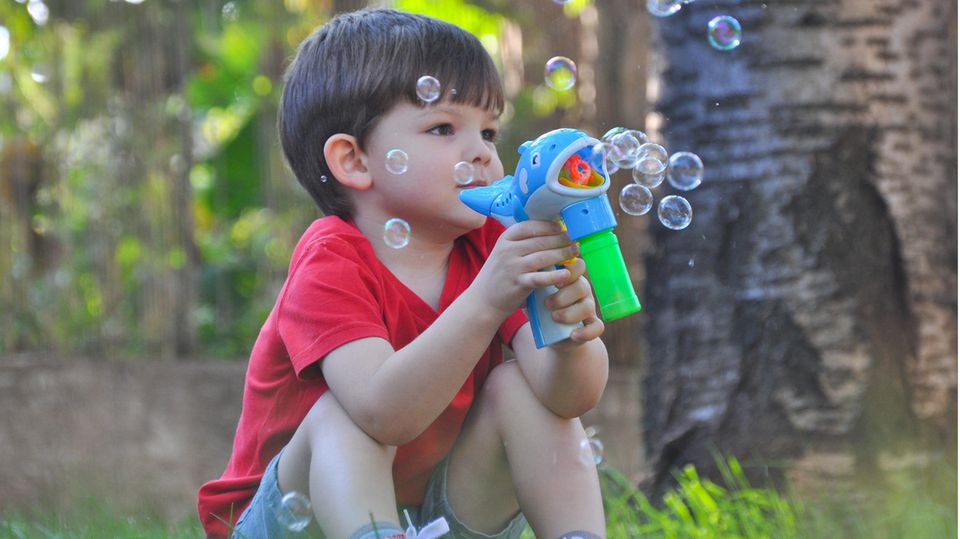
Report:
499,309,528,346
277,238,389,378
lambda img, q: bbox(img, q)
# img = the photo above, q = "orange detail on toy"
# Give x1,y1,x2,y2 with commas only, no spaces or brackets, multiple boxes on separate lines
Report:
564,155,592,185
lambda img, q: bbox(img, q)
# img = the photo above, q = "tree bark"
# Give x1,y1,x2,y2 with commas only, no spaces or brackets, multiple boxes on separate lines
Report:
642,0,956,495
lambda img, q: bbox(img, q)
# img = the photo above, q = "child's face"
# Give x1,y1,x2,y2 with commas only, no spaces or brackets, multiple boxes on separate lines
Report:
362,100,504,237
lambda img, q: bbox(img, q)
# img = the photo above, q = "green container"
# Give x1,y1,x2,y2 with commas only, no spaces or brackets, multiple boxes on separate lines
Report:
578,229,642,321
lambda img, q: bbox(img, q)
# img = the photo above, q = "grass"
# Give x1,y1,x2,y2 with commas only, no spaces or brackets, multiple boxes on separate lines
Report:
1,457,955,538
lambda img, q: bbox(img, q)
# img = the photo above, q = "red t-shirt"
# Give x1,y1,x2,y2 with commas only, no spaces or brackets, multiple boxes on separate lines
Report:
197,216,527,538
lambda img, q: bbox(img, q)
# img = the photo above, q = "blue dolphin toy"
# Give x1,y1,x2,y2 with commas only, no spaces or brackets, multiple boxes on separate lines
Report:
460,128,641,348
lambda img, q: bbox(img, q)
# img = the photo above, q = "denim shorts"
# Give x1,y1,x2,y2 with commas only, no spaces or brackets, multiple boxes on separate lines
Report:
232,448,528,539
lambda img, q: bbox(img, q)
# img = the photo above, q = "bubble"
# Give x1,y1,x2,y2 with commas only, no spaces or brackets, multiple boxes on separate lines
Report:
27,0,49,25
647,0,682,17
221,1,239,22
609,132,642,169
666,151,704,191
602,127,627,141
385,149,409,175
579,437,605,466
635,143,669,176
416,75,441,103
453,161,475,186
632,168,665,189
658,195,693,230
384,218,411,249
619,184,654,216
628,129,650,145
589,142,619,176
30,64,49,84
0,26,9,62
320,175,328,183
708,15,742,51
544,56,577,91
277,491,312,532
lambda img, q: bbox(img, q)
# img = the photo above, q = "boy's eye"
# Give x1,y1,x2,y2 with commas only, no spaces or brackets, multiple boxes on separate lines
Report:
427,124,454,136
483,129,499,142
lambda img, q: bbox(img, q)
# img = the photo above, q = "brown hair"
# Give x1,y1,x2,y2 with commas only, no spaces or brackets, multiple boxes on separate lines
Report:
278,8,505,218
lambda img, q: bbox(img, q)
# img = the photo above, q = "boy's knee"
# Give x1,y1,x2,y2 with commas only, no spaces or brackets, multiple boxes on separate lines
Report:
302,392,396,459
482,361,533,413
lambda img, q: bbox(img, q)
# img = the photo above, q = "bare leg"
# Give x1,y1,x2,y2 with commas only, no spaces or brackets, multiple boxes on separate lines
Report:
278,391,402,538
446,361,606,538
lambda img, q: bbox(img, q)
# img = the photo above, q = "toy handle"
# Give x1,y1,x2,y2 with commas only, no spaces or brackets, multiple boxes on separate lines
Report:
526,266,583,349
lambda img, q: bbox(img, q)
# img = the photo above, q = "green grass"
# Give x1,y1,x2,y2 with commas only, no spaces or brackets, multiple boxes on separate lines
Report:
2,457,955,538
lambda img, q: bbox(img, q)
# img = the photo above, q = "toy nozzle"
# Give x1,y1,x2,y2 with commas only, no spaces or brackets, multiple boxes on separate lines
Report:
457,183,501,216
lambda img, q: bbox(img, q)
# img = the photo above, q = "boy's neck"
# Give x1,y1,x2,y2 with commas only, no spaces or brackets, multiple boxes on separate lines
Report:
351,211,456,308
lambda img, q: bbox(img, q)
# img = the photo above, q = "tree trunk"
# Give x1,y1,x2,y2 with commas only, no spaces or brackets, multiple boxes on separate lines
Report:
642,0,956,496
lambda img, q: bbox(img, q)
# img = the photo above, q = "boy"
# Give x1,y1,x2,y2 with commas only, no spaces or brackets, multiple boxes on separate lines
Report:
198,8,609,539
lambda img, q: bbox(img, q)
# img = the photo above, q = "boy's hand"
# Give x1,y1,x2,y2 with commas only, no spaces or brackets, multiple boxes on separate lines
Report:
472,220,581,316
545,257,605,344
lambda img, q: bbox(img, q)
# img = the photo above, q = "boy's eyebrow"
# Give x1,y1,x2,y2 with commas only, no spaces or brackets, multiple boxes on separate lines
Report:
416,106,500,121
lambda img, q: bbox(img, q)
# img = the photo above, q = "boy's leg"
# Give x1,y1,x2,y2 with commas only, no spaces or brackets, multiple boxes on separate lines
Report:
443,361,605,539
278,391,405,538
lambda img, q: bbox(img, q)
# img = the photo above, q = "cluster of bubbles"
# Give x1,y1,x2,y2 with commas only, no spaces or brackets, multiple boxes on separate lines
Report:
276,491,313,532
595,127,699,231
646,0,743,51
580,425,606,466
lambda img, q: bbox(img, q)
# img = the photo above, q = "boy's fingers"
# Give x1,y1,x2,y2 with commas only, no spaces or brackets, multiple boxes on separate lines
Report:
519,268,569,289
551,297,597,325
521,244,580,272
502,219,564,241
571,317,605,342
546,276,590,309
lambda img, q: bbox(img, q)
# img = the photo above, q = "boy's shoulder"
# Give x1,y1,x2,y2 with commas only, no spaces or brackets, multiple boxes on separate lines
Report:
291,215,373,267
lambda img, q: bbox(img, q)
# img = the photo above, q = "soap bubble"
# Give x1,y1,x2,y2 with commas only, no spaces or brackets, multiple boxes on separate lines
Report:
453,161,476,186
27,0,49,25
221,1,239,22
635,143,669,176
579,437,605,466
666,151,703,191
648,0,682,17
628,129,650,146
385,149,409,175
602,126,628,141
619,184,654,216
632,168,665,189
416,75,441,103
544,56,577,91
589,142,620,176
384,218,411,249
609,132,642,169
0,26,9,62
277,491,312,532
708,15,742,51
658,195,693,230
30,64,49,84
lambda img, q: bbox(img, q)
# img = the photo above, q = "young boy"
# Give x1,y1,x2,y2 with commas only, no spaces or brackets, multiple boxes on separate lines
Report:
198,8,609,539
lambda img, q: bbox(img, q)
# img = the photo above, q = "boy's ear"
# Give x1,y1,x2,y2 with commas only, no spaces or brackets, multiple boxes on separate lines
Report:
324,134,372,190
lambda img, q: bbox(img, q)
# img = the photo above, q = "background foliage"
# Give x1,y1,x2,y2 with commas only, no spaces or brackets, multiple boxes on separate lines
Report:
1,0,562,359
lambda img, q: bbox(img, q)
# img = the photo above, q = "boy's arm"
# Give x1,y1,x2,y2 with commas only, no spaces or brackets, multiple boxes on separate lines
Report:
321,220,579,446
512,257,610,419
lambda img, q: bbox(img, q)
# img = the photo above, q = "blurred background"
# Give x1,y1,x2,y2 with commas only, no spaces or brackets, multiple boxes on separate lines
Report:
0,0,956,536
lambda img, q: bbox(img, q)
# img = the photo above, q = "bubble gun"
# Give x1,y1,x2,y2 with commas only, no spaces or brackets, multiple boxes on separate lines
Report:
459,128,642,348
